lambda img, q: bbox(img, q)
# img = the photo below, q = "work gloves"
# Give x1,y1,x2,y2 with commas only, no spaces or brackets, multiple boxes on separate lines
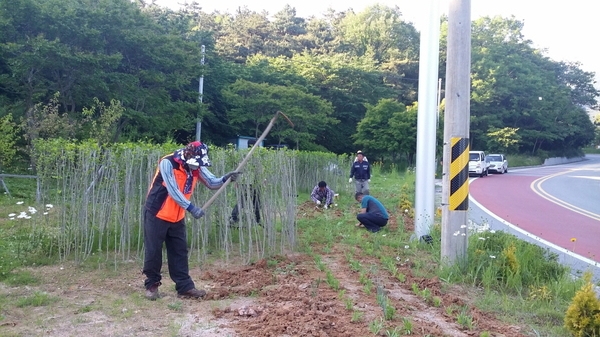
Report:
187,204,205,219
222,171,241,183
316,200,321,205
324,204,328,210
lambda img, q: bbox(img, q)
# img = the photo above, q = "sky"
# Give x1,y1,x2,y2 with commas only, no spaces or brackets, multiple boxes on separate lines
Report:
153,0,600,86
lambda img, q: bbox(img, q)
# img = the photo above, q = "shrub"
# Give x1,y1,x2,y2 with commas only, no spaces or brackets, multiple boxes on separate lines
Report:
564,272,600,337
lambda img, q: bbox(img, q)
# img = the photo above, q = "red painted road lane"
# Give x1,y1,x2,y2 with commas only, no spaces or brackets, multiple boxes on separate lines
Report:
470,174,600,262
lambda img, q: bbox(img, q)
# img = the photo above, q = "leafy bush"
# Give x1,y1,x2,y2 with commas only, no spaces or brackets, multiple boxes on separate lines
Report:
564,272,600,337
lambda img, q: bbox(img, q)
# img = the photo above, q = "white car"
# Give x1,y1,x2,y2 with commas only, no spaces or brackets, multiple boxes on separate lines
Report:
469,151,489,177
486,154,508,174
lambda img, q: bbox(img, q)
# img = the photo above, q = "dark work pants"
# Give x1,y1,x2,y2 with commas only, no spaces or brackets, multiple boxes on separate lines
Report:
143,209,195,293
357,212,388,233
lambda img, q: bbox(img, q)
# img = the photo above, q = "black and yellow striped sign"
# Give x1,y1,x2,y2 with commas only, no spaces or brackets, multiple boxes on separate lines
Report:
449,137,469,210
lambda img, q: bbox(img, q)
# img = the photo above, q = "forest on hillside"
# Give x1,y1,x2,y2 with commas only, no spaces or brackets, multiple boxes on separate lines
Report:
0,0,598,168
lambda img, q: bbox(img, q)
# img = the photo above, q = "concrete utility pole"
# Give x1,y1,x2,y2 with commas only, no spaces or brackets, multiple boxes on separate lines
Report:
195,45,205,142
414,0,441,240
441,0,471,264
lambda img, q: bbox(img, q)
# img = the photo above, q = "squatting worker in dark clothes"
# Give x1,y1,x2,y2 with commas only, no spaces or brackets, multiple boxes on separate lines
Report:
354,192,388,233
230,183,262,225
143,141,240,300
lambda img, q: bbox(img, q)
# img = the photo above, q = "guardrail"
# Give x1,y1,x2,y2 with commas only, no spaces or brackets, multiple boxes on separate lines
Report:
0,174,41,203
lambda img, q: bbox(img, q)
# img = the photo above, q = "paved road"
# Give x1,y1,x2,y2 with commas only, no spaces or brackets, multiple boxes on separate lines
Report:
468,154,600,279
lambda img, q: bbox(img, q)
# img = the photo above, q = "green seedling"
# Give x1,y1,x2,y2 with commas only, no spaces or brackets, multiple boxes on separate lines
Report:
402,317,413,334
369,318,384,334
351,310,364,322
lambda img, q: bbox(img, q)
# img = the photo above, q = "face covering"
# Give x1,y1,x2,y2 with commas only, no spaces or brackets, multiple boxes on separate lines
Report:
186,157,200,170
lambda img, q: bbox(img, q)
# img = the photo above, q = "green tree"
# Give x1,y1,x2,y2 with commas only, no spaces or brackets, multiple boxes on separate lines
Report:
555,61,599,109
0,0,204,144
280,52,393,153
213,7,275,63
354,98,417,163
302,16,337,54
270,5,307,57
468,16,597,155
486,127,520,153
223,79,337,149
335,5,420,103
0,114,18,170
388,102,418,164
21,92,80,145
336,5,419,64
241,52,394,154
81,98,125,146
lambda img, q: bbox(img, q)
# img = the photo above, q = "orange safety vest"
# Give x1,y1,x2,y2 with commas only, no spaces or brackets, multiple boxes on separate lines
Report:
145,155,197,223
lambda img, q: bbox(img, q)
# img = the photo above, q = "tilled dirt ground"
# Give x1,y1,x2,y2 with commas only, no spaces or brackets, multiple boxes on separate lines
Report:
1,206,529,337
204,252,525,337
1,253,527,337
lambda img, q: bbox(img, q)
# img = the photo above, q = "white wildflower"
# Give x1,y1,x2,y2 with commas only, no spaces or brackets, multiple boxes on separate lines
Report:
382,234,386,237
404,209,409,213
24,215,31,219
489,230,496,233
473,222,490,233
28,206,37,214
16,201,24,205
43,212,49,215
404,245,410,249
8,213,16,217
478,237,485,240
489,255,496,259
17,212,27,219
45,204,54,209
396,256,401,261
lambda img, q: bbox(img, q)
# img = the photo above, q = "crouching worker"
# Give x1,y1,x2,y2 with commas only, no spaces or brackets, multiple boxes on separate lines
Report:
143,141,240,300
311,181,334,209
230,183,262,226
355,192,388,233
